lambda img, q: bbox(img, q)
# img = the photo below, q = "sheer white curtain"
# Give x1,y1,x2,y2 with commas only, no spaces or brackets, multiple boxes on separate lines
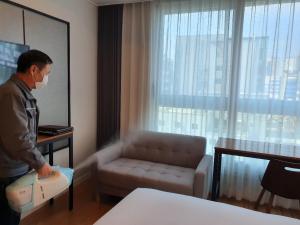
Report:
121,2,151,137
146,0,300,208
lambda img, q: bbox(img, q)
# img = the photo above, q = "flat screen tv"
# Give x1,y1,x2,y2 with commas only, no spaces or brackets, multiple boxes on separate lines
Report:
0,40,29,85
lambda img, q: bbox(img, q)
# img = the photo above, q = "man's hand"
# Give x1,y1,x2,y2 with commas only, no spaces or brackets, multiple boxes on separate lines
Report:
37,163,54,178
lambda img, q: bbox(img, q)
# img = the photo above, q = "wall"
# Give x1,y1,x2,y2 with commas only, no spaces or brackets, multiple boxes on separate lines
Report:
9,0,98,177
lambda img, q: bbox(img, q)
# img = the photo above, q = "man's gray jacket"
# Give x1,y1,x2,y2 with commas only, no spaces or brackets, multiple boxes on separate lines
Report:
0,75,45,178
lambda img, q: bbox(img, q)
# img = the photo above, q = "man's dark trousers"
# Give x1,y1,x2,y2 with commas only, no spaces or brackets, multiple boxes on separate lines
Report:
0,175,23,225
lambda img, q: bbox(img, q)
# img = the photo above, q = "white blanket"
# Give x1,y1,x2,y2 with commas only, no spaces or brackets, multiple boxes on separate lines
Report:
94,188,299,225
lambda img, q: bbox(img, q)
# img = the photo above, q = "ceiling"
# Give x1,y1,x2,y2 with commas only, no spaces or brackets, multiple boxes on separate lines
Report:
88,0,151,6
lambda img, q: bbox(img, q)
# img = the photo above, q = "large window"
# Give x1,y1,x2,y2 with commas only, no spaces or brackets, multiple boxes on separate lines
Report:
237,2,300,144
150,0,300,153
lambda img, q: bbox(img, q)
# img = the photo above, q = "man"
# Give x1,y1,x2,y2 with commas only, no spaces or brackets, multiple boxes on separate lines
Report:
0,50,54,225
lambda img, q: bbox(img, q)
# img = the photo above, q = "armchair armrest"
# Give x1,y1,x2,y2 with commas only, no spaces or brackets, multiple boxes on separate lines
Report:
94,141,123,169
193,154,213,198
90,141,123,201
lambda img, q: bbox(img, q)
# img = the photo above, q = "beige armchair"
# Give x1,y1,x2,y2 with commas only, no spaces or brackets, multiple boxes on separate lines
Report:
92,131,212,199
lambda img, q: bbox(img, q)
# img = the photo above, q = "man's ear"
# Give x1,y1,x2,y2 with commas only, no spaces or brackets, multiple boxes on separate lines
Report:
28,65,36,75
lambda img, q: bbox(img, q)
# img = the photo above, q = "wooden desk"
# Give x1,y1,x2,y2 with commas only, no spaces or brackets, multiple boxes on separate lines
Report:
37,131,73,210
211,138,300,201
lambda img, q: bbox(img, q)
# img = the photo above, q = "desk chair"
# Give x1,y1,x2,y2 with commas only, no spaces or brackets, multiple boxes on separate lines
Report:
254,159,300,213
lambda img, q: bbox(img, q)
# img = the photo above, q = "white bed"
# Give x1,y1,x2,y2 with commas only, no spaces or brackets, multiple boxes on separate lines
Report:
94,188,299,225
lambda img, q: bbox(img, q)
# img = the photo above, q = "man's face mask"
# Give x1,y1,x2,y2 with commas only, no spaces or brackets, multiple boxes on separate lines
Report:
35,75,48,89
32,64,51,89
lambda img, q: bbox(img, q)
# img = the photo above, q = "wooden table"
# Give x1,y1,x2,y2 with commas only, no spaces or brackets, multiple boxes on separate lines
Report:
37,131,74,210
211,137,300,201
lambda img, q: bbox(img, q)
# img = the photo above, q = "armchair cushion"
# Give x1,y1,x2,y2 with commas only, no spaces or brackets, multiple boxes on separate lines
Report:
98,158,195,196
122,131,206,168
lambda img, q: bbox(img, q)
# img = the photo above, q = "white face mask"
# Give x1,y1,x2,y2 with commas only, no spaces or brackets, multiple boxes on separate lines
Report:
35,75,48,89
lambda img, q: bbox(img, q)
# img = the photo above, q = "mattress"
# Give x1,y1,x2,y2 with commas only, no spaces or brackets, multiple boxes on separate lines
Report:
94,188,299,225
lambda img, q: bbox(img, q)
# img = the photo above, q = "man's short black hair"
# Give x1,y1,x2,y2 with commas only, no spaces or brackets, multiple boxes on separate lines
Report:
17,49,53,73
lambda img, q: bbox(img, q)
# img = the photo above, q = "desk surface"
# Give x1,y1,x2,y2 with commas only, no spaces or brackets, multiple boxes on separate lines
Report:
37,131,73,145
215,138,300,163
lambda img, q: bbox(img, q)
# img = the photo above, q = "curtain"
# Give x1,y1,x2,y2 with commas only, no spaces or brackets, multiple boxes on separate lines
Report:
120,2,151,137
97,5,123,148
121,0,300,209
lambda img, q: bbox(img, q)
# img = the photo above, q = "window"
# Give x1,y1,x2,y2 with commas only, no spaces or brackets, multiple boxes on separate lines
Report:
150,0,300,152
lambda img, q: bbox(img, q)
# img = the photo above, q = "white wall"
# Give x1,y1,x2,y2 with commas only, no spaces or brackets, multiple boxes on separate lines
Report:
10,0,98,174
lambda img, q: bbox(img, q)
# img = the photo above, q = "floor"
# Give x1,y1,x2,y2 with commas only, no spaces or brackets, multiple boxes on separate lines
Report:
21,178,300,225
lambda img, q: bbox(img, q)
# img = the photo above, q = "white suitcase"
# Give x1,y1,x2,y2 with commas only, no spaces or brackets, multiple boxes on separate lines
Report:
6,166,73,213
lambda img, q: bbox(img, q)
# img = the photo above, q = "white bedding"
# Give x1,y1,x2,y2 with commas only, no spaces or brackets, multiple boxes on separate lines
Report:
94,188,299,225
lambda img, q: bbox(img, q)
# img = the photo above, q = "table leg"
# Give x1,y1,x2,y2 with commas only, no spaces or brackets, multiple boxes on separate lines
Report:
211,151,222,201
216,152,222,199
49,143,54,205
68,136,73,210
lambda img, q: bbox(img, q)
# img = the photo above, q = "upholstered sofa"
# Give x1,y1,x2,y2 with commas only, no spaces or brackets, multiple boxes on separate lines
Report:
92,131,212,199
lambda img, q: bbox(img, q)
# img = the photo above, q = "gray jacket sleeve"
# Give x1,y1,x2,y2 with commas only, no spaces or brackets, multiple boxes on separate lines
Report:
0,93,45,170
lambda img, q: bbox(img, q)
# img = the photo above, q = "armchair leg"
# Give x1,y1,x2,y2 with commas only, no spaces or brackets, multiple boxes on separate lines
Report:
255,189,265,210
267,193,274,213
